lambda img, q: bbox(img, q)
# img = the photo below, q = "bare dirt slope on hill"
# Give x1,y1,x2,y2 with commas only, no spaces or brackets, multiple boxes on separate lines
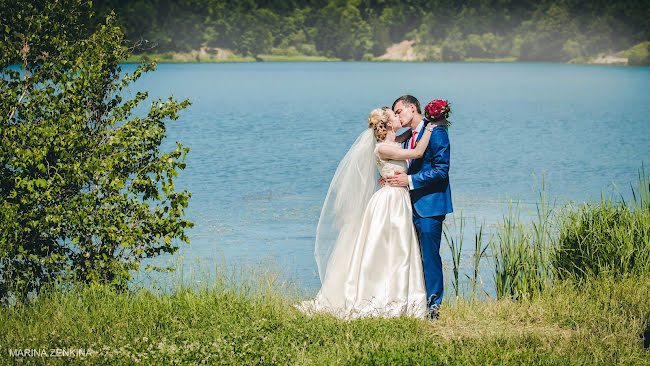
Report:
376,40,419,61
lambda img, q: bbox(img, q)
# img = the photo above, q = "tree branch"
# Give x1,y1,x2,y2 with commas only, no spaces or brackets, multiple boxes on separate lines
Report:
7,31,31,123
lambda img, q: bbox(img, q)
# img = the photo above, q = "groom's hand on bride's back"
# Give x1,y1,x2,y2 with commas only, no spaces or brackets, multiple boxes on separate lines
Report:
386,171,409,187
378,176,386,187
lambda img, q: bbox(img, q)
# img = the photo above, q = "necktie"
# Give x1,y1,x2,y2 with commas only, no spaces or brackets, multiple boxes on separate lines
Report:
410,130,418,149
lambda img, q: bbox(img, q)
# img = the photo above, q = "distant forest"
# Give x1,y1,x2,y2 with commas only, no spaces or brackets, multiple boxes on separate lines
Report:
93,0,650,62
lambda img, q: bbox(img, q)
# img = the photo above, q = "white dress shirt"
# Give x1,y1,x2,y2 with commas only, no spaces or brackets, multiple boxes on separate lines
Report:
406,119,425,190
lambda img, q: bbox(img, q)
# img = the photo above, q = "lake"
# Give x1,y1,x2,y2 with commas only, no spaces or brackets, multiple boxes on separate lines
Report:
127,62,650,293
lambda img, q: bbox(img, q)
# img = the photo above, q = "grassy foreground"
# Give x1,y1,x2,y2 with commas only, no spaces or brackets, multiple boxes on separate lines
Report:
1,174,647,364
1,271,648,365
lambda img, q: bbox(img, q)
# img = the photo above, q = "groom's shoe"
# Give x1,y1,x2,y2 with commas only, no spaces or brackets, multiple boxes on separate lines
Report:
426,305,440,321
426,309,440,321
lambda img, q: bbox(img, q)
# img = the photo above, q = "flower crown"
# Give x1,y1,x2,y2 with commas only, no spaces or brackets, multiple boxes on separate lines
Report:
424,99,451,122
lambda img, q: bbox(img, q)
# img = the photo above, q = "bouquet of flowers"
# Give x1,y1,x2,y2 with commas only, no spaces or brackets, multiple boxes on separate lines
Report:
423,99,451,122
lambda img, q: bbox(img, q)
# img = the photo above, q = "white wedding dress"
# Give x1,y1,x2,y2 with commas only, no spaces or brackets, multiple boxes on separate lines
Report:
299,141,427,320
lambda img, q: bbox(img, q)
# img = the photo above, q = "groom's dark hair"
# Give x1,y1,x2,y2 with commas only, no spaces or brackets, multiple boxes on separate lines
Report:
392,95,421,114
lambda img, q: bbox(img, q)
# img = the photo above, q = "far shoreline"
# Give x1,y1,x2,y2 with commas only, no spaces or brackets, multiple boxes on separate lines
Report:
120,56,636,67
122,43,640,66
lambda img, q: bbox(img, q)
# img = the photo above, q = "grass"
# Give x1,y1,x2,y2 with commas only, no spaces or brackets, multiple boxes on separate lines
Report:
2,170,649,364
482,170,648,300
489,198,553,300
468,220,488,300
553,166,650,279
0,268,648,365
443,211,465,298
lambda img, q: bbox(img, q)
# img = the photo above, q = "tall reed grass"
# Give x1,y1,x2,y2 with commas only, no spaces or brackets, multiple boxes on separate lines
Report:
485,168,649,299
490,198,554,300
443,214,488,301
553,166,650,279
468,221,488,300
443,211,464,298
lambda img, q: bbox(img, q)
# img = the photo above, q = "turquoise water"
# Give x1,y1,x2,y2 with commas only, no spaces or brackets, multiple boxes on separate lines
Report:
127,62,650,292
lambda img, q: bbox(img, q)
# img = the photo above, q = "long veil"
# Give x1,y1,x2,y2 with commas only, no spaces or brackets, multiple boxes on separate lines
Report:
314,128,377,284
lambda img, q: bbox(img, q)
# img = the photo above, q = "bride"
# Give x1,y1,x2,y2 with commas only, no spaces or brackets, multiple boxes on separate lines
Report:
299,107,434,319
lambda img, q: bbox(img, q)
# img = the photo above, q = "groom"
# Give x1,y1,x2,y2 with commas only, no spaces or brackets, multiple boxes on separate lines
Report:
386,95,453,319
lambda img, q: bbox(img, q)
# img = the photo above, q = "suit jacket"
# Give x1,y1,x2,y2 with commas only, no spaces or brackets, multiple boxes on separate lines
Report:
406,125,453,218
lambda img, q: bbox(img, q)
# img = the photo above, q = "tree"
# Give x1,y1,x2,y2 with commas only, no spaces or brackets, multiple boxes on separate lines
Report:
0,0,193,302
441,31,466,61
517,5,578,62
314,0,374,60
235,9,278,56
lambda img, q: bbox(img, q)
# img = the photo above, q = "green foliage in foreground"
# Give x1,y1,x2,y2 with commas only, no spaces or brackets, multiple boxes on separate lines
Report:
481,169,649,300
0,0,192,302
0,273,648,365
554,169,650,279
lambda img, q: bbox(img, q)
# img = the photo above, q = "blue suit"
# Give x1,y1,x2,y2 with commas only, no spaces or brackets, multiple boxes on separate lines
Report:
406,123,453,314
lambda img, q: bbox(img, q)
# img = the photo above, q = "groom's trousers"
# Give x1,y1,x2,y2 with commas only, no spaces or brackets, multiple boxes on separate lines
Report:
413,212,445,313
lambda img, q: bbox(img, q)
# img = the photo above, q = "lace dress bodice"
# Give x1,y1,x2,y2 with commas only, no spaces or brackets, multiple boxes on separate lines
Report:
375,141,407,178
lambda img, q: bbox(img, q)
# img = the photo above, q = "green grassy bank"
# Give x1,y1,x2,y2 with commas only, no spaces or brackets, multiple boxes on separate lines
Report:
1,172,648,364
1,273,648,365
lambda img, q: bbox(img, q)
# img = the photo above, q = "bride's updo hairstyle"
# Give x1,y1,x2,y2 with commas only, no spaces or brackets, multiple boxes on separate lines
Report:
367,106,391,141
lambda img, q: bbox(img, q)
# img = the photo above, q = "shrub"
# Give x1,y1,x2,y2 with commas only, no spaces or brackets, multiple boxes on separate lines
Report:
0,0,193,303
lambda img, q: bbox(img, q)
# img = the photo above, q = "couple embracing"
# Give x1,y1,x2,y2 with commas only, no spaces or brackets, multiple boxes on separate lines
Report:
300,95,453,320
